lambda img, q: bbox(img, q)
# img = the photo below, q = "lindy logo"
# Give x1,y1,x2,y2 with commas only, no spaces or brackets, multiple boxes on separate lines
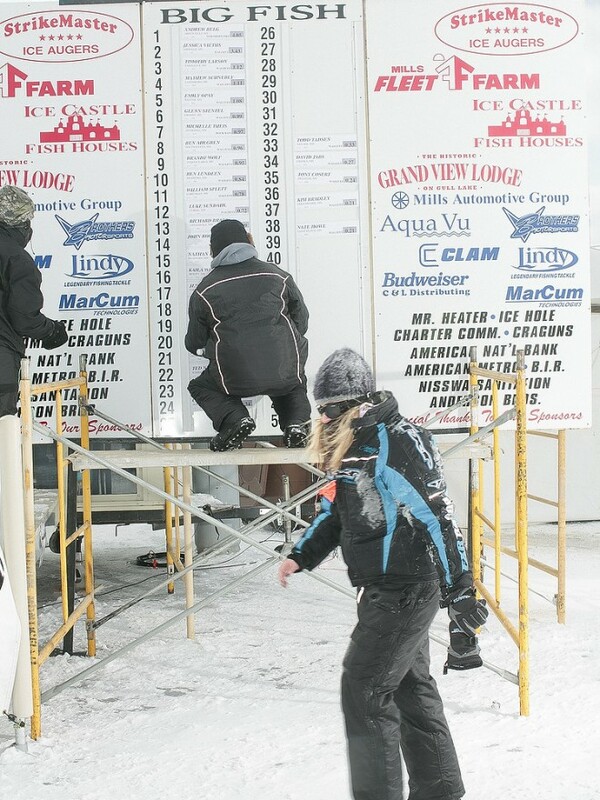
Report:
515,247,578,272
68,254,134,279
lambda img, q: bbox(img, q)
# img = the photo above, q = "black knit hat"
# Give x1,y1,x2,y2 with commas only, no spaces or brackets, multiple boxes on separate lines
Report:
313,348,375,405
210,219,249,256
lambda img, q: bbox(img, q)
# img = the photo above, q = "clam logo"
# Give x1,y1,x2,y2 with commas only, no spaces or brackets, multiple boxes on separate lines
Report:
68,254,134,280
515,247,578,272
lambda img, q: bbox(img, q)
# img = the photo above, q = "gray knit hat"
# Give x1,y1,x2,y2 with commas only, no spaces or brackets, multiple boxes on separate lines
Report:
0,185,35,226
313,348,375,405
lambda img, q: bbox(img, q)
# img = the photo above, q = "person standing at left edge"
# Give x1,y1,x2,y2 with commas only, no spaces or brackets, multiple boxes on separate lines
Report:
0,185,68,418
279,348,488,800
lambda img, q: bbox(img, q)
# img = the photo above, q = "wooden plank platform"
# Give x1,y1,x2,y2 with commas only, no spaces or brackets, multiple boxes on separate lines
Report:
68,439,490,472
69,445,315,471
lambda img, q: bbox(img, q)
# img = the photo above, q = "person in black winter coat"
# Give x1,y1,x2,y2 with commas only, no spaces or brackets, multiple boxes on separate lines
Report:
0,185,68,417
278,348,488,800
185,219,311,451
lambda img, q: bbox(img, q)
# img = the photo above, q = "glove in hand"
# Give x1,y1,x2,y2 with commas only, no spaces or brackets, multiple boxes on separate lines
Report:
444,625,483,672
42,320,68,350
448,589,488,636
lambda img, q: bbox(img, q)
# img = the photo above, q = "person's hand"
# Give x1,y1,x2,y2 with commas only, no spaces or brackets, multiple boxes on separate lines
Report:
444,626,483,672
448,589,488,635
42,320,68,350
278,558,300,588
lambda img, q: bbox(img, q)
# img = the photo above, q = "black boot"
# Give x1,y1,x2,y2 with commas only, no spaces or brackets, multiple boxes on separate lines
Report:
210,417,256,452
283,422,310,448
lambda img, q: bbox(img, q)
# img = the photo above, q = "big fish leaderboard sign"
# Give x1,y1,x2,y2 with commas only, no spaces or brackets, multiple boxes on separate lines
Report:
366,0,591,430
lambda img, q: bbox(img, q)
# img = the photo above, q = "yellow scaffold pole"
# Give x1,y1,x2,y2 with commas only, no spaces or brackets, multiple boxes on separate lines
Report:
19,361,42,740
515,350,529,716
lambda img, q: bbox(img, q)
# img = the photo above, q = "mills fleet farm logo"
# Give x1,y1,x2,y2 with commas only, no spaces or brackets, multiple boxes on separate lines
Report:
0,10,134,62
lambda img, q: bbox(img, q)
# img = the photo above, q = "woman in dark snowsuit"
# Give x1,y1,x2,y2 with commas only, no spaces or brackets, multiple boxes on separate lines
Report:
279,348,487,800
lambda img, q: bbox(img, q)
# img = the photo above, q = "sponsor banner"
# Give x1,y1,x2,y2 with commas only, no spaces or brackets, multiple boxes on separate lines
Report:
0,3,150,438
366,0,591,429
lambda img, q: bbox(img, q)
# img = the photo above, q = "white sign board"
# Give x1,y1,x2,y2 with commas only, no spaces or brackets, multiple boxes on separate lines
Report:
366,0,591,429
0,2,151,437
0,1,591,439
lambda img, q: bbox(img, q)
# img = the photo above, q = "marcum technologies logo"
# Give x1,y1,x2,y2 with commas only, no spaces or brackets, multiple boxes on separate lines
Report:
56,213,135,250
68,254,134,280
502,206,579,242
0,10,134,63
505,284,583,305
514,246,578,272
59,292,139,311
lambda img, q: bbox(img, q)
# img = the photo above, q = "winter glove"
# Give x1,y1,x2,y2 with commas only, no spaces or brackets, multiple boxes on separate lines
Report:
444,623,483,673
41,320,68,350
447,588,488,636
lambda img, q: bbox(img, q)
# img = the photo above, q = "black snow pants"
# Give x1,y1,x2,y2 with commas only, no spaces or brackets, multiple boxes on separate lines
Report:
341,582,464,800
0,348,21,418
187,367,311,433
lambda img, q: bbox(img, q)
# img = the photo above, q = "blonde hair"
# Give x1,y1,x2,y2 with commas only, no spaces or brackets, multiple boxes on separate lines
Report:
309,406,361,472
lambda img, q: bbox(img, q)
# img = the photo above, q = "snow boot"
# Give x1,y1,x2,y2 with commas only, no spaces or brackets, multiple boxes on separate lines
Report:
210,417,256,452
283,423,310,448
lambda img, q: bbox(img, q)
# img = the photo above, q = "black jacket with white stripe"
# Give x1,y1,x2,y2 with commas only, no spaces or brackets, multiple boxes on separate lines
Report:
185,244,309,396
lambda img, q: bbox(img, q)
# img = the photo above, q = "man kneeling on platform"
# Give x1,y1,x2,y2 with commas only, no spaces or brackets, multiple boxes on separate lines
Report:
185,219,311,452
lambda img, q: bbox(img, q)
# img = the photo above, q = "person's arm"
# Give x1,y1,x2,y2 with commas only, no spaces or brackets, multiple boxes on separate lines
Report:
284,275,309,335
279,487,341,584
6,251,55,342
184,289,210,355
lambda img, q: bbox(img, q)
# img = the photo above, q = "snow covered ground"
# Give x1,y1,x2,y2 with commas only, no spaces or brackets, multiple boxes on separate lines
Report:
0,520,599,800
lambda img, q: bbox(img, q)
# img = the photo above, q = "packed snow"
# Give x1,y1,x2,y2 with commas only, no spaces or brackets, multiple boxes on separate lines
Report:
0,520,599,800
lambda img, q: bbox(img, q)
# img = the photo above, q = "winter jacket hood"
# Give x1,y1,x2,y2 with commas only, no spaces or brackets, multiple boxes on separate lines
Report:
211,242,258,268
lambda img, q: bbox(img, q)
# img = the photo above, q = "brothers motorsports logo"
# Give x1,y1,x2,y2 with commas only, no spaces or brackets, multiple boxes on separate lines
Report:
514,246,578,272
68,253,134,280
0,10,134,62
419,243,499,266
502,206,579,242
56,213,135,249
